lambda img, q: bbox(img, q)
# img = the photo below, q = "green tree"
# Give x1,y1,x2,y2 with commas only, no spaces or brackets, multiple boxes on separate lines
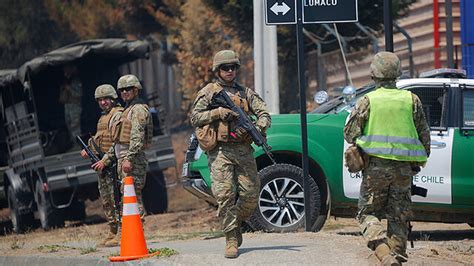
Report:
0,0,75,68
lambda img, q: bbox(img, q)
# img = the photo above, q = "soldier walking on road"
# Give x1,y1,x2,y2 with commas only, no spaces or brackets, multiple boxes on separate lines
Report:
344,52,431,265
80,84,123,247
190,50,271,258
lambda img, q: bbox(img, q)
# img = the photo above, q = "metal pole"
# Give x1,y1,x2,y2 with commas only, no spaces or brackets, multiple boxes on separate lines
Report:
394,23,414,77
254,0,280,114
446,0,454,68
296,0,311,232
384,0,394,52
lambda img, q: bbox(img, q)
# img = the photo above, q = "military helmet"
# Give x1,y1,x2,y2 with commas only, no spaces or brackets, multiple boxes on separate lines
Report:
212,50,240,72
95,84,118,99
117,74,142,90
370,52,401,80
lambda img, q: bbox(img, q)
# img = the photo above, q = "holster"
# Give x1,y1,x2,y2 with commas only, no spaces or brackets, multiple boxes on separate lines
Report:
344,145,368,173
195,122,218,152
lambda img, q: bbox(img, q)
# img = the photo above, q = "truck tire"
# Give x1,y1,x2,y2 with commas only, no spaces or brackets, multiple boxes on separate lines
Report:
247,164,322,233
35,180,64,230
142,171,168,214
7,186,34,234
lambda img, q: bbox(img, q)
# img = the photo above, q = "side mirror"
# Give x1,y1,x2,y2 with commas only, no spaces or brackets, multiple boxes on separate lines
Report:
342,86,356,104
314,91,329,104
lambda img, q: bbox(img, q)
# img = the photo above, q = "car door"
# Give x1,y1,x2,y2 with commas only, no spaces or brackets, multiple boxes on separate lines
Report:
451,85,474,207
408,85,453,204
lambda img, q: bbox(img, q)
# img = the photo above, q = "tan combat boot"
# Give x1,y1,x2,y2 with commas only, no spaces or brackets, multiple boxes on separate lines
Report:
104,230,121,247
375,243,401,266
99,226,117,247
224,230,239,259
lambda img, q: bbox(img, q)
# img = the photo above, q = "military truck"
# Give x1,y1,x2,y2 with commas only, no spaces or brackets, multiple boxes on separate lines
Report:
183,68,474,232
0,39,176,233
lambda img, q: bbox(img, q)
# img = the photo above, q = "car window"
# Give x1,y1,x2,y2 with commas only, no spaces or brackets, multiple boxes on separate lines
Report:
463,89,474,127
408,87,447,127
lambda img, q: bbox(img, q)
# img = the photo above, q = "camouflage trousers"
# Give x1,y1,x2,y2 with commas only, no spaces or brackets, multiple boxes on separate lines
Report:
118,154,147,220
208,142,260,233
98,171,119,232
357,156,414,257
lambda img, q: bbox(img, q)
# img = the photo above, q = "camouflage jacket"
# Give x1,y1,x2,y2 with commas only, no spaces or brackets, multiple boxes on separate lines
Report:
102,97,150,163
190,80,271,133
344,86,431,158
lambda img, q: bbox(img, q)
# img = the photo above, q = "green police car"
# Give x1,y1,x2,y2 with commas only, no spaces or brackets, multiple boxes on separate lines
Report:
182,69,474,232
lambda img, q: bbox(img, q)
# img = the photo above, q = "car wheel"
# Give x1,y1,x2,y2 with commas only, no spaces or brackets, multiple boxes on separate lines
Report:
35,180,64,230
142,170,168,214
247,164,321,233
8,186,34,234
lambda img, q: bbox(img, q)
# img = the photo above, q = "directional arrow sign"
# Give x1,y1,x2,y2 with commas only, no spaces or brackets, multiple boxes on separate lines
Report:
265,0,297,25
270,2,291,15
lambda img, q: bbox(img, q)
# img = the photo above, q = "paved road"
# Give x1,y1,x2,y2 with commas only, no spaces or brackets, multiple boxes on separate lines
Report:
1,231,468,265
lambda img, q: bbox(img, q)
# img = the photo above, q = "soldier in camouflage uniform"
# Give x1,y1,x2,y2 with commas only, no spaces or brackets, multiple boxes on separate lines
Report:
81,84,123,247
344,52,431,265
190,50,271,259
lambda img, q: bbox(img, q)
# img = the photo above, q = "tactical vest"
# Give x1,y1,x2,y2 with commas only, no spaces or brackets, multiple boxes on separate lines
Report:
356,88,427,162
212,84,251,143
95,106,123,153
115,104,153,147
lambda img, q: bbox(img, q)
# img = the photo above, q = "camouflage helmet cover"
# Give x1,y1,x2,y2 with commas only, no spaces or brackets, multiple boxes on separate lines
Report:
95,84,118,99
370,51,402,80
212,50,240,71
117,74,142,90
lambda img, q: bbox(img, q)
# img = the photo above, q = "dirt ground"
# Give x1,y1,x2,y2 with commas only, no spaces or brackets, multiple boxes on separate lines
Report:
0,131,473,264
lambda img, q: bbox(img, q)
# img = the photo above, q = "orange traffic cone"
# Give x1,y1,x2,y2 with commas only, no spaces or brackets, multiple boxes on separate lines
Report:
109,176,159,262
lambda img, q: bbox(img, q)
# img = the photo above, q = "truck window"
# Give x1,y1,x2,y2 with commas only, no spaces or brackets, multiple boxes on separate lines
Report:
409,87,447,127
463,89,474,127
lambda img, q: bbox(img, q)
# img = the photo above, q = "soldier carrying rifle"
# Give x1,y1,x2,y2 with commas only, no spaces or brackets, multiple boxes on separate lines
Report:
344,52,431,265
79,84,123,247
190,50,271,258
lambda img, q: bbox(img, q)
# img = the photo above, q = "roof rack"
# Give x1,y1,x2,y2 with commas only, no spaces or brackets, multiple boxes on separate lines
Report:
419,68,467,79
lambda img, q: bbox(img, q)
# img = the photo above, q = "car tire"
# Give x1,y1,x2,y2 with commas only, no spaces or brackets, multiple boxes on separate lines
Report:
247,164,321,233
8,186,34,234
35,180,64,230
142,171,168,214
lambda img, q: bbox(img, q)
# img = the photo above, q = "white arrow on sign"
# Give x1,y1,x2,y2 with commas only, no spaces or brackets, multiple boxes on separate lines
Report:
270,2,291,16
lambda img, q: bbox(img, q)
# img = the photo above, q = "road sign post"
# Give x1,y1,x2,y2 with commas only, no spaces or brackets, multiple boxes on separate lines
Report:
264,0,358,232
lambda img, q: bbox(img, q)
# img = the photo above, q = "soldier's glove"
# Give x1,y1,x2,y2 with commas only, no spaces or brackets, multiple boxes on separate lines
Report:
256,125,266,137
211,107,239,122
234,127,247,138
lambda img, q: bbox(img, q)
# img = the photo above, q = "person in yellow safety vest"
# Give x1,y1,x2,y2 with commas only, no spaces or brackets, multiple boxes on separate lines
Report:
344,52,431,265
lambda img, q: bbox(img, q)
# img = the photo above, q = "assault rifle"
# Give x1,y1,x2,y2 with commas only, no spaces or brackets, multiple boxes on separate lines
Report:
76,136,122,220
211,90,276,164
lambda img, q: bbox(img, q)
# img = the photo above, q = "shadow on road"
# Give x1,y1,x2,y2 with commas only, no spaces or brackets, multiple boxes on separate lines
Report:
337,229,474,241
239,245,304,254
411,229,474,241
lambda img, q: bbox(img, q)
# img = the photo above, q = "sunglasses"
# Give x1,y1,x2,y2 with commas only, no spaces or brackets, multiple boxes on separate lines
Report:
118,87,134,93
219,64,238,72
